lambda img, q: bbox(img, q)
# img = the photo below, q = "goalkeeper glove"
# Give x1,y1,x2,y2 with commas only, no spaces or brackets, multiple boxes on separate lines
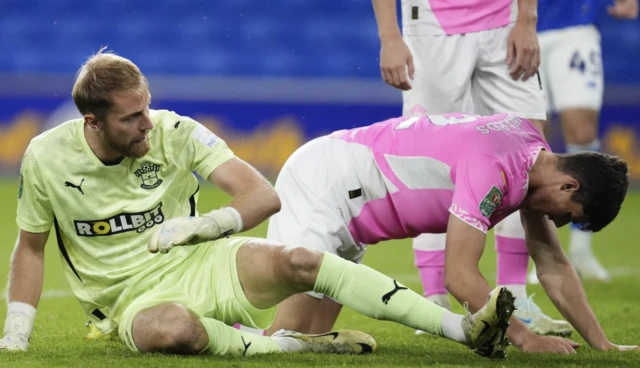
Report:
148,207,243,254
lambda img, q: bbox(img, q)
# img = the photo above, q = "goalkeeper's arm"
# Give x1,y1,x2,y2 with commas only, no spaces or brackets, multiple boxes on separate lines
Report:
205,157,281,233
1,230,48,351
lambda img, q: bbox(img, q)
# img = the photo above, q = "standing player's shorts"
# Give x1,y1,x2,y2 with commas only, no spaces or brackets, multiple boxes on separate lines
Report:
402,23,546,120
118,237,275,352
267,136,365,299
538,25,604,113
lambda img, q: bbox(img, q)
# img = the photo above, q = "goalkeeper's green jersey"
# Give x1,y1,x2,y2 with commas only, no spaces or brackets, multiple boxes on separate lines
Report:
16,109,235,332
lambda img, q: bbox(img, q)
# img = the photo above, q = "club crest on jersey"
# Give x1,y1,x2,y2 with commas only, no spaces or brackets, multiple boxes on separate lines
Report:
135,162,163,189
74,203,164,237
479,186,503,218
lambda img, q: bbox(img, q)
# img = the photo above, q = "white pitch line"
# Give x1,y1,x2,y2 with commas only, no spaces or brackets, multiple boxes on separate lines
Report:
1,289,74,300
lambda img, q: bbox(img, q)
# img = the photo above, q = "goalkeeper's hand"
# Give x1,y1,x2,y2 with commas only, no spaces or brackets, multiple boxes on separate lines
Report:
148,216,220,254
0,334,29,351
148,208,242,254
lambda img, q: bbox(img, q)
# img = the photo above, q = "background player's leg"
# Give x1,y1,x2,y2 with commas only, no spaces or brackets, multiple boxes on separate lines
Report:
560,109,609,281
265,293,323,335
413,233,450,309
494,212,529,302
307,297,344,334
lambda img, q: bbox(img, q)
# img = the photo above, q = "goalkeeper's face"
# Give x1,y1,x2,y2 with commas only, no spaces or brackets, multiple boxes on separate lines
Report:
102,87,153,158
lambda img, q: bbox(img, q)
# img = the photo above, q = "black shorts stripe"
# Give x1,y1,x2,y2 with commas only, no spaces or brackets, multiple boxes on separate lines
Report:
189,185,200,216
53,217,82,282
536,71,542,90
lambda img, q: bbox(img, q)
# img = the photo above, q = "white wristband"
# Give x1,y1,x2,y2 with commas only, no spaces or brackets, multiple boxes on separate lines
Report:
203,207,243,239
225,207,244,233
5,302,36,337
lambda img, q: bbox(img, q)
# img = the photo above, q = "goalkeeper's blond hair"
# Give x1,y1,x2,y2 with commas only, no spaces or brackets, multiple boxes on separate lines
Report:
72,46,149,120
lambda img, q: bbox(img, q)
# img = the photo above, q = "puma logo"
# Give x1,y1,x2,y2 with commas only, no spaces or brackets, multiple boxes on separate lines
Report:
314,332,339,340
241,336,252,356
381,280,408,305
65,179,85,195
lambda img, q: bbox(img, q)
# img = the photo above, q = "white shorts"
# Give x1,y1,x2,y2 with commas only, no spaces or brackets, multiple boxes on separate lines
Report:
266,136,365,299
402,23,546,120
538,25,603,113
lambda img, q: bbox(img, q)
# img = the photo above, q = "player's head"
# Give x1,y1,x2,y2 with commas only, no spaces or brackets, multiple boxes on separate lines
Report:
72,47,153,159
529,151,629,232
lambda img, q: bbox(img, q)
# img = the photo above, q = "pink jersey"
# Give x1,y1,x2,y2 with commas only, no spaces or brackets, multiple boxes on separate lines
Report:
328,113,551,246
401,0,518,35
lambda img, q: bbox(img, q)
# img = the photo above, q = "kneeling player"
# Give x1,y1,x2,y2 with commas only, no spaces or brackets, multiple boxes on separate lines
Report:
263,112,637,354
0,49,514,359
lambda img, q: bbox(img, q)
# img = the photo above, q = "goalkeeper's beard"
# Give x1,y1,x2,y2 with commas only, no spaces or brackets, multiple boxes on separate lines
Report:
103,127,151,158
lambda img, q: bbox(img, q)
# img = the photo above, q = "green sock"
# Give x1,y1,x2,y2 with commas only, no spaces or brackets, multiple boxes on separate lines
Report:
314,252,446,336
199,317,281,356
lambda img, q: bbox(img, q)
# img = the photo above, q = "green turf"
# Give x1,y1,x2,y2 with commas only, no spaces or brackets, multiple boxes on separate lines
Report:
0,180,639,367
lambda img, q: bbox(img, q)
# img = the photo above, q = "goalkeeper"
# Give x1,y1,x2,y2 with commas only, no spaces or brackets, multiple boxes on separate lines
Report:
1,49,515,358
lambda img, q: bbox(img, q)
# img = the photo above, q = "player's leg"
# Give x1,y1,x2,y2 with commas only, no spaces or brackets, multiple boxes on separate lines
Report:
553,26,608,281
119,239,375,356
401,32,477,116
307,297,344,334
472,24,573,337
235,238,516,358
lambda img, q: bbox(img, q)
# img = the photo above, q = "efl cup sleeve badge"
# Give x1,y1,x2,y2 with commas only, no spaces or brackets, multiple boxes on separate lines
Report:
479,185,503,218
135,162,163,189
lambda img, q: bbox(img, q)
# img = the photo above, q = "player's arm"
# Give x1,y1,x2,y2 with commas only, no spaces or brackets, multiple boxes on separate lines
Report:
2,147,53,351
371,0,414,90
0,230,49,351
207,157,280,232
521,210,635,351
444,156,579,354
444,156,509,313
149,118,280,254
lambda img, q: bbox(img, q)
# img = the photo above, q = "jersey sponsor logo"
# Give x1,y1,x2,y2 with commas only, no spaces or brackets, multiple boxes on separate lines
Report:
18,173,23,199
74,203,164,236
135,162,163,189
479,185,503,218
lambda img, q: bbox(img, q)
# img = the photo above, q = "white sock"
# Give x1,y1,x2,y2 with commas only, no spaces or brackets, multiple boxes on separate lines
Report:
440,311,466,344
499,284,527,302
569,228,594,259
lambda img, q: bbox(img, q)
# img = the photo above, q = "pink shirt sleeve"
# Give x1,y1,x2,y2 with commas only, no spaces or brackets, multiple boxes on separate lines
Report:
449,155,508,233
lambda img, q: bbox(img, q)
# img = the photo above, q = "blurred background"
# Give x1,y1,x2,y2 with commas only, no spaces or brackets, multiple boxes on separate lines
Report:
0,0,639,183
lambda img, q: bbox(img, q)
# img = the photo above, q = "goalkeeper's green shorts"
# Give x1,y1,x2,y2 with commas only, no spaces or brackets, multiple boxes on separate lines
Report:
118,236,276,352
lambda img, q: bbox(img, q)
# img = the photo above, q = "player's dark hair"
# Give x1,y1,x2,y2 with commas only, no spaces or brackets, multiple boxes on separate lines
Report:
72,46,149,120
557,152,629,232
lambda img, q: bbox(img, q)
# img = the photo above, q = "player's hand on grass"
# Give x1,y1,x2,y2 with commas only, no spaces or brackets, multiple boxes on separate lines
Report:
519,334,580,354
608,0,639,19
148,216,220,254
0,334,29,351
379,36,414,91
506,16,540,81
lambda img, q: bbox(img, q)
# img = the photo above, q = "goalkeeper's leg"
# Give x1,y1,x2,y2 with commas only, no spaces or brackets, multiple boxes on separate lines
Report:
236,239,516,358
